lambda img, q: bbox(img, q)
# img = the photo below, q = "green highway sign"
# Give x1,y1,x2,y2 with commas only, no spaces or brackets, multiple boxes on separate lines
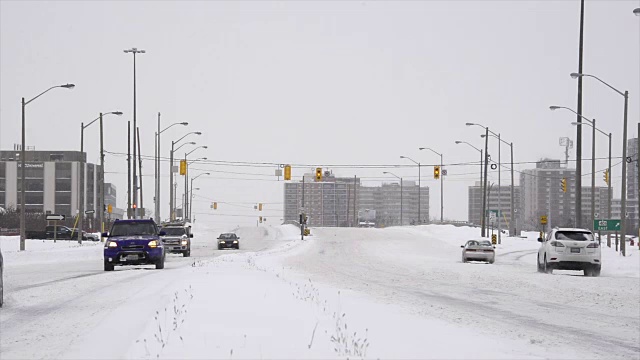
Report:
593,219,621,231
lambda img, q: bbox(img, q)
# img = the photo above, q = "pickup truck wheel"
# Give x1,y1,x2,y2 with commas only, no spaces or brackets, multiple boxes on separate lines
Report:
183,250,191,257
104,260,114,271
156,255,165,269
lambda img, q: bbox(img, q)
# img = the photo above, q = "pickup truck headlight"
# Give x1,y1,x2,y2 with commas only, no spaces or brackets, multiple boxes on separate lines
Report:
107,241,118,248
181,239,188,245
148,240,159,248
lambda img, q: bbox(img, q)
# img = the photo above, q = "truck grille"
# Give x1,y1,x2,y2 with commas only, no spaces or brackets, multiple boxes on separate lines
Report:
122,245,144,250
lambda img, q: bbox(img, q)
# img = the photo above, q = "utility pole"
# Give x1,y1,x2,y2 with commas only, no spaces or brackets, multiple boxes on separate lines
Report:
575,0,585,228
99,113,105,241
155,112,160,223
79,122,85,244
620,91,628,256
497,133,502,244
137,127,143,218
124,47,145,219
127,121,131,218
169,142,175,220
608,133,612,248
354,175,357,227
591,119,596,231
510,143,515,236
482,127,489,237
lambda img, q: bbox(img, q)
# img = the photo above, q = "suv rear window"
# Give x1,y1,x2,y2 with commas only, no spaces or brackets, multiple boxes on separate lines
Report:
555,231,593,241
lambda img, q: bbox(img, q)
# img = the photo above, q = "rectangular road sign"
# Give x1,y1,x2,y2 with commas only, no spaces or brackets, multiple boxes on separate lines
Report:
594,219,621,231
540,215,548,225
85,210,95,215
46,214,65,221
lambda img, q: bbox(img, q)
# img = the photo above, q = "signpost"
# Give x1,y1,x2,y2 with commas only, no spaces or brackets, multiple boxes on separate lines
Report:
46,214,65,243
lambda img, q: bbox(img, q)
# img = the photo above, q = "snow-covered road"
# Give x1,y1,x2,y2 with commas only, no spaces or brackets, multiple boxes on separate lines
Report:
286,226,640,359
0,224,638,359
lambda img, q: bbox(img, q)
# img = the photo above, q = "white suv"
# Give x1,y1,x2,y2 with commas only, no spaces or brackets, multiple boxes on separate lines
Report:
537,228,601,277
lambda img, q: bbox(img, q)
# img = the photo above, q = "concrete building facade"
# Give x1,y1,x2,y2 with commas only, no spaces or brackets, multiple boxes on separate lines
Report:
468,182,521,230
0,150,101,218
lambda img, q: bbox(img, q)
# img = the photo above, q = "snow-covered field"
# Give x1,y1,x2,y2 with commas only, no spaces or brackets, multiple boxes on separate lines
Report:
0,224,638,359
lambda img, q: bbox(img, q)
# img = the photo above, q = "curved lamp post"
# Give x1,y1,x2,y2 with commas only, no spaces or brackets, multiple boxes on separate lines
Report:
569,73,629,256
20,83,75,251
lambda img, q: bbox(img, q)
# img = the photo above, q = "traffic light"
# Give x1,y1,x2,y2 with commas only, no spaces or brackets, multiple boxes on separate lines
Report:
258,203,263,211
561,178,567,192
284,165,291,181
213,202,218,210
179,160,187,175
603,169,609,185
107,204,113,214
434,166,441,180
315,168,322,181
259,216,263,223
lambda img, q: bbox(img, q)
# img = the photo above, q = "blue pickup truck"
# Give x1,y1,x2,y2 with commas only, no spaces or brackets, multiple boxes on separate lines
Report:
103,219,166,271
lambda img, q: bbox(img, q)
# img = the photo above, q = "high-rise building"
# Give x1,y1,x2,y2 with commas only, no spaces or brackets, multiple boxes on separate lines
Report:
283,172,358,227
468,182,521,230
519,159,611,231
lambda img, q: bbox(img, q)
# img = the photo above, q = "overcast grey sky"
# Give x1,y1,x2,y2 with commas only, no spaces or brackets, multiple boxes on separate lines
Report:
1,0,638,225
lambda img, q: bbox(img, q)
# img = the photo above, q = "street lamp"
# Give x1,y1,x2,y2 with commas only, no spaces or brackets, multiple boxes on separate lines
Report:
80,111,123,244
155,119,188,223
634,8,640,16
569,73,629,256
190,172,210,219
400,155,421,224
480,133,516,241
551,105,599,232
455,140,484,226
383,171,403,225
184,146,208,220
419,147,444,223
123,47,145,219
466,123,490,237
169,132,201,220
571,121,612,246
19,83,75,251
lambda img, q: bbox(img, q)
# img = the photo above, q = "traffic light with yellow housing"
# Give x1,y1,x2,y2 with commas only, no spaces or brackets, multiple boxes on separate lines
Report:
434,166,440,180
179,160,187,175
258,203,263,211
603,169,609,185
315,168,322,181
213,202,218,210
561,178,567,192
284,165,291,181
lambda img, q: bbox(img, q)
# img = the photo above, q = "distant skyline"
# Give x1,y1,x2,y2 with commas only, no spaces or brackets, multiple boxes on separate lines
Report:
1,1,638,226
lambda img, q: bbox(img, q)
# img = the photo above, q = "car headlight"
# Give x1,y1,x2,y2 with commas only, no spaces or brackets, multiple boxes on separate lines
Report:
181,239,188,245
148,240,159,248
219,240,225,244
107,241,118,248
233,240,238,243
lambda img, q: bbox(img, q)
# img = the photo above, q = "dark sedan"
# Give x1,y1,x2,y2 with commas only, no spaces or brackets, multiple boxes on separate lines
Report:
217,233,240,250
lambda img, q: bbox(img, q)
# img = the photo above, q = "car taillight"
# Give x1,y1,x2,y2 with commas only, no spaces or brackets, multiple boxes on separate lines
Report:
587,242,599,248
550,241,565,247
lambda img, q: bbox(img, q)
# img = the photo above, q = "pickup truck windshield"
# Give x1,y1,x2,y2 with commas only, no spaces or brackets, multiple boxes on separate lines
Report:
110,222,157,237
162,228,186,236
